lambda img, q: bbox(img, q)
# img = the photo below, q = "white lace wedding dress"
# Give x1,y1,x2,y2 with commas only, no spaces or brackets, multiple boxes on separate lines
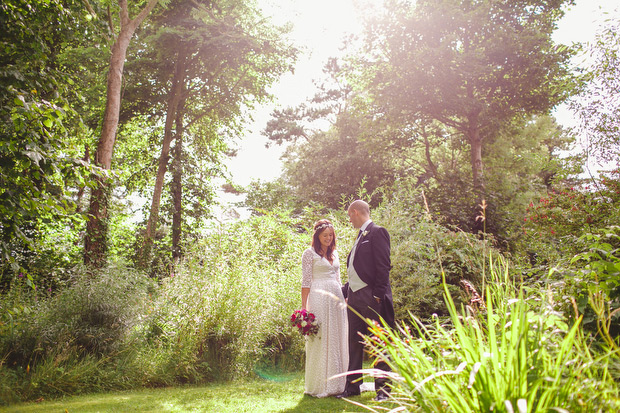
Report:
301,247,349,398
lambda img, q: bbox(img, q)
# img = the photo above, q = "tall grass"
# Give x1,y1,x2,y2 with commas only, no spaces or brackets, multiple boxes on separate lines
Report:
0,213,313,403
362,255,620,412
129,213,312,382
1,263,153,402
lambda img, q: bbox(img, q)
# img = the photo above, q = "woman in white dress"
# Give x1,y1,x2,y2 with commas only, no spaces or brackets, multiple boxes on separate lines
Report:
301,219,349,398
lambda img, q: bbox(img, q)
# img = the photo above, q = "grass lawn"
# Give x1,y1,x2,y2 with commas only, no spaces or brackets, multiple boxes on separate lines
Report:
1,371,395,412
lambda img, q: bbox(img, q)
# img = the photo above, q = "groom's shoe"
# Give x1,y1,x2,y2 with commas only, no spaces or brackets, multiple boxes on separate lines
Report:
335,390,360,399
374,391,389,402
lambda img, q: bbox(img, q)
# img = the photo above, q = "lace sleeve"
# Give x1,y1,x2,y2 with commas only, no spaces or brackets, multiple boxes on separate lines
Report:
301,248,314,288
333,250,342,286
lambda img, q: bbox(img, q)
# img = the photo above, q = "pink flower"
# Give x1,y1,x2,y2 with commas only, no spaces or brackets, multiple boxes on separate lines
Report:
290,309,319,336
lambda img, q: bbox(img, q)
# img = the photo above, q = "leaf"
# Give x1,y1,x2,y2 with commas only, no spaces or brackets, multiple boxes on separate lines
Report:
24,150,44,165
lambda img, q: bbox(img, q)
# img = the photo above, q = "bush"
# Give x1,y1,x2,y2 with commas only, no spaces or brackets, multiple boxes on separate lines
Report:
136,212,312,381
1,212,318,402
2,263,152,362
0,263,153,402
546,226,620,337
518,169,620,267
369,191,498,322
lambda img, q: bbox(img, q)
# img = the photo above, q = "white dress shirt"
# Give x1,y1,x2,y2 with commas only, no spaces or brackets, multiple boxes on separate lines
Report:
347,220,372,292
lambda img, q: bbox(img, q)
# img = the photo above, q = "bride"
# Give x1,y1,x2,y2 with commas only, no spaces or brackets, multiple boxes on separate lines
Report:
300,219,349,398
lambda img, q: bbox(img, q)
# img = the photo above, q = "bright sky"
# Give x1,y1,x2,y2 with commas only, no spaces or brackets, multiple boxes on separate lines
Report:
223,0,620,192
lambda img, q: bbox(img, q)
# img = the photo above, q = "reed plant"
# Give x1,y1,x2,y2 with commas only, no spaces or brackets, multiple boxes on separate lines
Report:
361,255,620,412
135,213,311,381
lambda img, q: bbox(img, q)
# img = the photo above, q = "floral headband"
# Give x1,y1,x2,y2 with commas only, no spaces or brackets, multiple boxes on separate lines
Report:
314,223,333,233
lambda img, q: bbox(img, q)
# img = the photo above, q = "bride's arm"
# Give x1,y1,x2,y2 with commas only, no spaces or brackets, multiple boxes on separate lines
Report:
301,249,313,309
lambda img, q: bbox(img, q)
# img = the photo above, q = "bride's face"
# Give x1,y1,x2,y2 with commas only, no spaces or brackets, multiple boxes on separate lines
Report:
318,227,334,249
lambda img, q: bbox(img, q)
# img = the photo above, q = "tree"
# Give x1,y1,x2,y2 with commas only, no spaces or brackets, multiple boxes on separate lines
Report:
263,57,352,147
0,0,97,277
83,0,160,268
571,18,620,165
261,58,397,209
135,0,296,269
354,0,577,229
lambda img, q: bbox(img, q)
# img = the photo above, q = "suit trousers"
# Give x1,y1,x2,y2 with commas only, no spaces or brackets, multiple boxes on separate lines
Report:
345,285,391,395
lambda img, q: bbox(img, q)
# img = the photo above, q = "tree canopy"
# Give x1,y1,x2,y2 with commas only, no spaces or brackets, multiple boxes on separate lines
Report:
352,0,578,224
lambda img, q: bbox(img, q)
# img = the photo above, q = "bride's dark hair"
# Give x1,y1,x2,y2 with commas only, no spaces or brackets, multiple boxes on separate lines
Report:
312,219,336,260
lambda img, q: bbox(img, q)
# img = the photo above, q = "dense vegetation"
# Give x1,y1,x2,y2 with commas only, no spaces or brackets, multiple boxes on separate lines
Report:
2,0,620,410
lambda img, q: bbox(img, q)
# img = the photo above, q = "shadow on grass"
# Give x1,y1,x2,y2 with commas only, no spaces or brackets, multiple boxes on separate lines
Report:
1,371,391,413
279,393,380,413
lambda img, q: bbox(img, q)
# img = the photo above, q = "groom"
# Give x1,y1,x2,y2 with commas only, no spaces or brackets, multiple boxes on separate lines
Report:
338,200,395,402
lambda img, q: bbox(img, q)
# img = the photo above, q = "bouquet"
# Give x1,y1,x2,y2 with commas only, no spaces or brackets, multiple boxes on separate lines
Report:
290,309,319,337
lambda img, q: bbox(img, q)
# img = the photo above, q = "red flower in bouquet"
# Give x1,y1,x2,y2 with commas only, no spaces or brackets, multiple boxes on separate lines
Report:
290,309,319,337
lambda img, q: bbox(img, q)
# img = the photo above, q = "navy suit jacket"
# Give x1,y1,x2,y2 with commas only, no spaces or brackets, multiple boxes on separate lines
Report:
344,222,395,327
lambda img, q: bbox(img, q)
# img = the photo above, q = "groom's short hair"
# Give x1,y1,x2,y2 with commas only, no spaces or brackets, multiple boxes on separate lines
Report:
349,200,370,216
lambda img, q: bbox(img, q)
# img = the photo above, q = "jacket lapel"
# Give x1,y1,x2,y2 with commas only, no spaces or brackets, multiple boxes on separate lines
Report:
348,222,375,268
354,222,374,254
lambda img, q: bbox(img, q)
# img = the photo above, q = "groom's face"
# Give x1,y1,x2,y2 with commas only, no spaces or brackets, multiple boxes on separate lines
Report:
347,208,362,229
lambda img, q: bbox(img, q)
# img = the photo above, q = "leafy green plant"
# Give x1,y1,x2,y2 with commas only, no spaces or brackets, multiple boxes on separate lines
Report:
369,191,496,322
563,226,620,338
1,264,152,369
361,255,620,411
520,170,620,267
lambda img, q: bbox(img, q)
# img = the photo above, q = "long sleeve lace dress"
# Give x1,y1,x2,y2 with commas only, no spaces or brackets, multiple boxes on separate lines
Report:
301,247,349,397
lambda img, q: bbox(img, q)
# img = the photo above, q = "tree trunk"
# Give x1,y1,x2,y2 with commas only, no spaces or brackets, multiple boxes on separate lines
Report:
171,109,184,269
83,0,159,268
75,146,90,214
468,125,486,233
139,47,188,268
469,129,484,194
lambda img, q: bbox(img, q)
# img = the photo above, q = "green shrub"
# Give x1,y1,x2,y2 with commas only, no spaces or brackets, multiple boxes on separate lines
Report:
0,263,152,402
45,266,151,354
548,226,620,338
518,170,620,268
2,263,152,361
369,193,497,322
139,212,311,381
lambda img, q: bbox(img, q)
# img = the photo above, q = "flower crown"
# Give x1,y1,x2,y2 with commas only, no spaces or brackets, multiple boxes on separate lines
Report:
314,223,333,233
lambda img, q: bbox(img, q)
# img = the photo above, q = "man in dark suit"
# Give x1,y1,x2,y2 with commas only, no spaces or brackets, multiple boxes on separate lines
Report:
337,200,394,402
